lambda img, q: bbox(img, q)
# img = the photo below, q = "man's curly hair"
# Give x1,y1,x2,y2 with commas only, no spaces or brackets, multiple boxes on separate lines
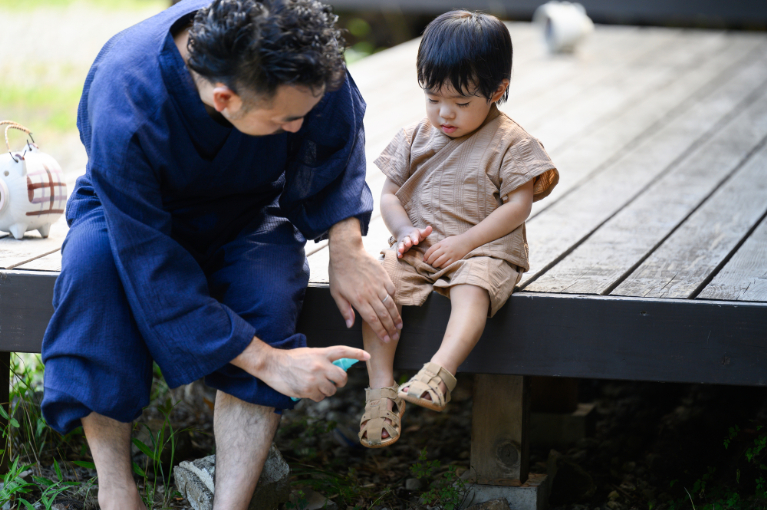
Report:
187,0,346,101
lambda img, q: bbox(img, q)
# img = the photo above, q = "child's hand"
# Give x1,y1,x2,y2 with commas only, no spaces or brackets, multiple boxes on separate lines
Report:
396,226,433,258
423,234,473,268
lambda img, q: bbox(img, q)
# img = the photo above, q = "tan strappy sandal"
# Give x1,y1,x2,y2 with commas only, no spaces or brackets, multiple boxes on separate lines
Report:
358,385,406,448
398,362,457,412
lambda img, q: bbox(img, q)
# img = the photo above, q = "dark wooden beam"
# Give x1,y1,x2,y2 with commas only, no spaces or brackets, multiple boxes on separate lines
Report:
297,285,767,387
2,272,766,386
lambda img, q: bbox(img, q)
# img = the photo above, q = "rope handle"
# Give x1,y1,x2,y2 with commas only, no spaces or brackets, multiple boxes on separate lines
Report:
0,121,35,162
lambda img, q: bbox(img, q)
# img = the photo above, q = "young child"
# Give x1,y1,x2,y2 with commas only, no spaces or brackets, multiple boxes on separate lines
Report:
357,10,560,448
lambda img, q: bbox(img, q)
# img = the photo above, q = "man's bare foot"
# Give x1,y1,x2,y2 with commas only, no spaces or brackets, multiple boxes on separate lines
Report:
98,486,147,510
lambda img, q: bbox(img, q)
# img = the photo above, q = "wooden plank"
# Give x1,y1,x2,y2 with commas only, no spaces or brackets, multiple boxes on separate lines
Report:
698,217,767,302
519,48,767,288
5,272,766,386
12,251,63,272
471,375,530,484
338,33,761,285
611,140,767,299
526,85,767,295
0,217,68,270
530,35,765,219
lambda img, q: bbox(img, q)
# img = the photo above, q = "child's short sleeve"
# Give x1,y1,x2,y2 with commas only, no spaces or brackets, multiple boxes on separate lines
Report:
374,128,412,187
498,138,559,203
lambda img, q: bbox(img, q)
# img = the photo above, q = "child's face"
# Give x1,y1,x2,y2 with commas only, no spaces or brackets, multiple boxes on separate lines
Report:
423,81,508,138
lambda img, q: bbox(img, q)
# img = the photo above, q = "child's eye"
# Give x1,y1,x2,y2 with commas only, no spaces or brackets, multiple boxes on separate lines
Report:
428,99,438,104
457,102,470,108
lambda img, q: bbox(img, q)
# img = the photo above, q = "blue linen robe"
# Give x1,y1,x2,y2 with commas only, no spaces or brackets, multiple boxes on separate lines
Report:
41,0,372,433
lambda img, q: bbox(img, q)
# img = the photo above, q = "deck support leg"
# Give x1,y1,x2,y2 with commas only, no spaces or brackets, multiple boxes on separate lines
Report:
1,351,10,473
465,374,548,510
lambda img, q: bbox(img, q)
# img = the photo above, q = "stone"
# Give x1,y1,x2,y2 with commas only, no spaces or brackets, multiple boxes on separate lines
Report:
405,478,423,491
608,490,620,500
465,497,512,510
174,443,290,510
290,488,338,510
460,474,549,510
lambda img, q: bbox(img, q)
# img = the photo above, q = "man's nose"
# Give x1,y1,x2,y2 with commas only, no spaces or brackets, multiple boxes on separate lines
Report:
283,118,304,133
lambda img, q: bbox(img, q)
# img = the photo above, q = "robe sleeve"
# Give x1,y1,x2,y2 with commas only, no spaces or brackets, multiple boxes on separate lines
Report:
87,131,257,388
498,137,559,203
281,71,373,242
373,128,412,187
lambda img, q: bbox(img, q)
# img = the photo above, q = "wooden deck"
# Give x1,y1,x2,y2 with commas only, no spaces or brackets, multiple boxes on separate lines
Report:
2,23,767,385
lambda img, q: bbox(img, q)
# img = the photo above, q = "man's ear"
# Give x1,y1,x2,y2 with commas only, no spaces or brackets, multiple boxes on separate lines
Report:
491,79,510,102
211,84,236,113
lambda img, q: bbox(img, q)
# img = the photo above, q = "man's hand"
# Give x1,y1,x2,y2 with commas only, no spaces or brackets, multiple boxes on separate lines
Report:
232,338,370,402
395,225,432,258
423,234,474,268
328,217,402,343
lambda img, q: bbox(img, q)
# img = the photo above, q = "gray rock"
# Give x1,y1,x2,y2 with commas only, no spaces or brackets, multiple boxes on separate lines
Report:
405,477,423,491
174,443,290,510
466,498,512,510
290,488,338,510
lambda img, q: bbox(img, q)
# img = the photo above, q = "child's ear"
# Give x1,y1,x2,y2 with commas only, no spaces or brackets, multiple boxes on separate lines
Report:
490,79,510,102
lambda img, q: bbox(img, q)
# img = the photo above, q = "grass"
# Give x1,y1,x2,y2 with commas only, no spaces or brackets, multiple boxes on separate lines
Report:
0,85,83,134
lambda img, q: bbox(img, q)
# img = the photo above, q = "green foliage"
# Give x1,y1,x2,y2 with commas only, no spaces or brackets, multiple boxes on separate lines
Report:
133,404,189,509
411,448,468,510
666,423,767,510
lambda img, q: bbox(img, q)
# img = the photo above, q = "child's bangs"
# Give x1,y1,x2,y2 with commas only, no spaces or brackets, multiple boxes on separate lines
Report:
419,59,480,98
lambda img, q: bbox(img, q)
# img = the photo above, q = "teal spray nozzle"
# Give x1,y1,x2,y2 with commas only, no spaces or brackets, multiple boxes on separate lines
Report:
291,358,361,401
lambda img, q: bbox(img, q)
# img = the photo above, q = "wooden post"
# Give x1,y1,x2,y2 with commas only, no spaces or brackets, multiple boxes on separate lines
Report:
1,351,10,473
471,374,530,485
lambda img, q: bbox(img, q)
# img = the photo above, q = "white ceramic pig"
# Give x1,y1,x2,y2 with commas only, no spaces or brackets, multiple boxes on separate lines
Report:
0,143,67,239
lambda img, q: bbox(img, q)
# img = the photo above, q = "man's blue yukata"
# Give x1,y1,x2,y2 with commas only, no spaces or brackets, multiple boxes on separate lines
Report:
40,0,372,434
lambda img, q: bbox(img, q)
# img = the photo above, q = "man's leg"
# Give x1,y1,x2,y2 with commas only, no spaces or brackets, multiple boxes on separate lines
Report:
203,204,309,507
212,392,281,510
82,413,146,510
42,207,153,508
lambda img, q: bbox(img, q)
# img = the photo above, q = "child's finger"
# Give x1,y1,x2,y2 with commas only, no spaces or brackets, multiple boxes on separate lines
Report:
419,226,433,239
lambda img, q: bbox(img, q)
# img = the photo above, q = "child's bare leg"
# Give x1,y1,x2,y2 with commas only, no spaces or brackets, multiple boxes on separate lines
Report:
403,284,489,400
360,306,402,442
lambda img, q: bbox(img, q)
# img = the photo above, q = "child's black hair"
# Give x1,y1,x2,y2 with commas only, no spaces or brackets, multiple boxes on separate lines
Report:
417,10,512,104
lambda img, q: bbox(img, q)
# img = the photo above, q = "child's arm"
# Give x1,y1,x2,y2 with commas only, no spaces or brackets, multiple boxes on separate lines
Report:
424,179,534,268
381,177,433,258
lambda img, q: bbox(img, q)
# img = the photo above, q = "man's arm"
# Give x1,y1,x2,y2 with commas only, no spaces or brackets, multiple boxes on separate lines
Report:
327,217,402,343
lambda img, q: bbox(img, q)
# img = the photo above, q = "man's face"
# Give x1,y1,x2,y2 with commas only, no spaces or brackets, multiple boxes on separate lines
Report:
218,84,325,136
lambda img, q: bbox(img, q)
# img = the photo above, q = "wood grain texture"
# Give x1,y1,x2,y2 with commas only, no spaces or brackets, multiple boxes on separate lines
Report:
471,375,530,484
527,85,767,295
529,35,764,219
0,218,68,270
611,141,767,298
698,217,767,302
520,49,767,288
13,251,63,272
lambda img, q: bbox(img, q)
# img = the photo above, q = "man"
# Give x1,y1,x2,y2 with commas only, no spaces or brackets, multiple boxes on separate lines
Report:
40,1,402,508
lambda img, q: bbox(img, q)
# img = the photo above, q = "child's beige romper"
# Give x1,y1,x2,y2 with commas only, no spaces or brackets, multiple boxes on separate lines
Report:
374,105,559,317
